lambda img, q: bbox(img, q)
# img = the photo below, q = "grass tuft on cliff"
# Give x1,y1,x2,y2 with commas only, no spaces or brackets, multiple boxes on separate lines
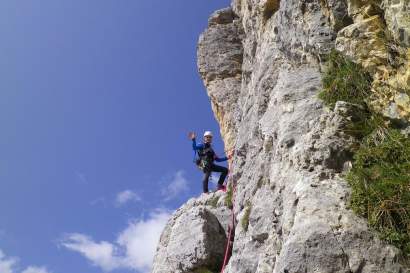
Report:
225,183,233,208
345,111,387,140
319,50,372,108
346,128,410,256
241,202,252,232
320,50,410,257
207,195,220,208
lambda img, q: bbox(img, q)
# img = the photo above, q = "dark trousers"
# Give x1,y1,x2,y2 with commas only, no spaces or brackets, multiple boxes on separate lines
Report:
202,164,228,193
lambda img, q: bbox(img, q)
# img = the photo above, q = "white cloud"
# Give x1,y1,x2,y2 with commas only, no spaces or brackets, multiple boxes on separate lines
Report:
0,250,51,273
60,210,171,273
21,266,51,273
115,190,141,207
161,171,188,201
60,234,120,272
116,210,171,272
0,250,18,273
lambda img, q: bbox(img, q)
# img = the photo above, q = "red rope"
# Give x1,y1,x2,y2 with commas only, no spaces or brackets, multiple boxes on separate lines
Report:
220,161,236,273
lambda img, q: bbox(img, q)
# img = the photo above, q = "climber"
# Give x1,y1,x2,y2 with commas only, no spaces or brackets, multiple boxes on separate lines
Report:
189,131,231,193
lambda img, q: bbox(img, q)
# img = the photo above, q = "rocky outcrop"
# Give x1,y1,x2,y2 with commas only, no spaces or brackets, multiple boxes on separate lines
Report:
152,192,230,273
152,0,409,272
383,0,410,47
197,8,243,152
335,0,410,122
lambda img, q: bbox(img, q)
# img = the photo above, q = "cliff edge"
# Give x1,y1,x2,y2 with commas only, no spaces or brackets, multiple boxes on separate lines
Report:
152,1,410,272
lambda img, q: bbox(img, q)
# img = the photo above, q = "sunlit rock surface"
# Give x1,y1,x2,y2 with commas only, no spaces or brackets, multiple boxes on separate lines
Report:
152,1,409,272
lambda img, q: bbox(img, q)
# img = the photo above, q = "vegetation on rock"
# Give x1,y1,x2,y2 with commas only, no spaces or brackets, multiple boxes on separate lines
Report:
241,202,252,232
319,50,372,108
207,195,220,208
320,50,410,258
225,183,233,208
347,128,410,256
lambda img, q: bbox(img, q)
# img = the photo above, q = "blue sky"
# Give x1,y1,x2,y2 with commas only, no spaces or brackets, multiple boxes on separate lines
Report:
0,1,231,273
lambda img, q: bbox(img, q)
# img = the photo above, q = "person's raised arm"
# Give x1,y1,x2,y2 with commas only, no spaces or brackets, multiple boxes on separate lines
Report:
189,132,203,150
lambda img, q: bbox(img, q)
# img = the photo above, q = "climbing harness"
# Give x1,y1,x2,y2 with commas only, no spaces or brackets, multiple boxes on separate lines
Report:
195,144,215,172
220,160,236,273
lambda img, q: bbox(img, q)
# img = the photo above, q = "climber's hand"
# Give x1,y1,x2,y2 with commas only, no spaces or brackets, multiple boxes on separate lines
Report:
188,132,196,140
227,150,234,159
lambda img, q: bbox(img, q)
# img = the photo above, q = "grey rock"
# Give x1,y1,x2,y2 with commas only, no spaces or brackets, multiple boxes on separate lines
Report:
209,7,237,26
153,0,409,272
152,192,230,273
383,0,410,46
197,7,243,151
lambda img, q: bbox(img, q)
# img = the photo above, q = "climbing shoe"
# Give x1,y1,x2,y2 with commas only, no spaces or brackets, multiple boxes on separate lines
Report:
217,184,226,192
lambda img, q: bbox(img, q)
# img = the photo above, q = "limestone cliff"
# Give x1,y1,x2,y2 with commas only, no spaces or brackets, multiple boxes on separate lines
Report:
152,1,410,272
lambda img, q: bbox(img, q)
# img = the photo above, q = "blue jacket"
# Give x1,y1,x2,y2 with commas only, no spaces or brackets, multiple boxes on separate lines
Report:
192,138,228,162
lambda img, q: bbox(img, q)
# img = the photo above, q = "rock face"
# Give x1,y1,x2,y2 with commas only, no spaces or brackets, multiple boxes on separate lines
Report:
152,1,410,273
335,0,410,122
152,192,231,273
197,7,244,152
383,0,410,47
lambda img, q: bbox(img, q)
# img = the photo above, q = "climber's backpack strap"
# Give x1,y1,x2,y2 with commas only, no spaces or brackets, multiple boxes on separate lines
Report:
196,145,214,172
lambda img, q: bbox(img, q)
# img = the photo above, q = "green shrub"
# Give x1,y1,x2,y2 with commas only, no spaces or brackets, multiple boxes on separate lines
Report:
241,203,252,232
347,128,410,257
345,111,387,140
319,50,410,258
225,183,233,208
319,50,385,140
207,195,220,208
319,50,372,108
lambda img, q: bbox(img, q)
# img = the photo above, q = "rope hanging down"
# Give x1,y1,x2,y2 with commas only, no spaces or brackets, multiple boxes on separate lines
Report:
220,160,236,273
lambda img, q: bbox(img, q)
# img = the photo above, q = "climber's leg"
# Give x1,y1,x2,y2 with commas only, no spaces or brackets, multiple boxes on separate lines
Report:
211,164,228,187
202,170,211,193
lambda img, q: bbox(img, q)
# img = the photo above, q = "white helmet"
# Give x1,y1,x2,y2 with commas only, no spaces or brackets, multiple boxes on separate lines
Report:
203,131,213,137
